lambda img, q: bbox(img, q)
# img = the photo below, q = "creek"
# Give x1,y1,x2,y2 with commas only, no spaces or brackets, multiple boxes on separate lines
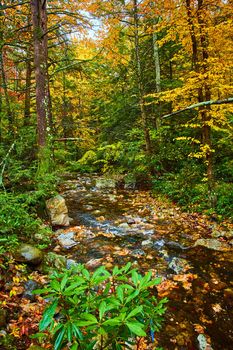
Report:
54,174,233,350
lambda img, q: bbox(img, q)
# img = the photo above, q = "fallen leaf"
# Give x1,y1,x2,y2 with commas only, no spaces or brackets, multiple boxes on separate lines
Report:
194,323,205,334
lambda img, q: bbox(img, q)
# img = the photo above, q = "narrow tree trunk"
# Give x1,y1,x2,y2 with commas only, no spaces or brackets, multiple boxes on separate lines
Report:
41,3,53,133
0,17,14,136
133,0,152,156
24,52,32,123
31,0,48,148
152,29,161,129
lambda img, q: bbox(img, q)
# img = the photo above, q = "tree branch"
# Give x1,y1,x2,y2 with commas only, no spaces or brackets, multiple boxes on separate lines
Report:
1,1,29,10
162,98,233,119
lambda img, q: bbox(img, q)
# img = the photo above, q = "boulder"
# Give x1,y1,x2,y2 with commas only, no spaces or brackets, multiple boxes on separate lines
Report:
194,238,231,251
14,244,43,265
46,195,71,226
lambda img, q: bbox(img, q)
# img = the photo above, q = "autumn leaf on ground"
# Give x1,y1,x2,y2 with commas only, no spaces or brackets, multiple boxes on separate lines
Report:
157,279,179,297
173,273,198,290
194,323,205,334
212,304,222,313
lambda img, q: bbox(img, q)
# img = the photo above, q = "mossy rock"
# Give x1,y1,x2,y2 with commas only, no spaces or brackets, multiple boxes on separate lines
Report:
14,244,43,265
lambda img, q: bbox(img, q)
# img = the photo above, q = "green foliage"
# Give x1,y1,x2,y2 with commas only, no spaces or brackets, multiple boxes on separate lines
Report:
214,183,233,218
0,189,54,252
35,172,58,198
0,333,17,350
34,263,167,350
152,170,232,219
67,150,99,173
0,192,41,236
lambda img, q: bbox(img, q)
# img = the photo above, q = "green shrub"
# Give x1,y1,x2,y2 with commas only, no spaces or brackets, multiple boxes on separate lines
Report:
214,182,233,218
34,263,167,350
0,192,41,235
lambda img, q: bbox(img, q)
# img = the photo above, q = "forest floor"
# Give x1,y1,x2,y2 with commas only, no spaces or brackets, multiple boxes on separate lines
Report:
1,174,233,350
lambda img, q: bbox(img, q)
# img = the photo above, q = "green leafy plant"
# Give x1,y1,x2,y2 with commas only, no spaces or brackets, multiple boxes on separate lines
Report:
34,263,167,350
0,192,41,235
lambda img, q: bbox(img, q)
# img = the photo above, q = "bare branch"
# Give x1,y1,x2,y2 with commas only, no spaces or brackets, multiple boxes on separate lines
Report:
162,98,233,119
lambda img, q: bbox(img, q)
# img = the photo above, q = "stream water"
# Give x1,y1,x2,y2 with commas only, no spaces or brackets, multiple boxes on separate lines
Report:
55,174,233,350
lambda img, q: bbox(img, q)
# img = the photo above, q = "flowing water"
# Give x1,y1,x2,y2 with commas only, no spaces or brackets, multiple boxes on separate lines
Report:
55,174,233,350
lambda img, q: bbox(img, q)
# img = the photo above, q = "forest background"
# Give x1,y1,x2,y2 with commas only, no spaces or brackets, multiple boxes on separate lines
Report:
0,0,233,248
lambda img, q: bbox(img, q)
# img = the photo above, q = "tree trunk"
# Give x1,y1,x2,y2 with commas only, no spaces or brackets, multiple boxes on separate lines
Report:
31,0,48,148
133,0,152,156
0,11,14,136
197,0,215,202
185,0,215,206
152,29,161,129
41,3,54,133
24,51,32,124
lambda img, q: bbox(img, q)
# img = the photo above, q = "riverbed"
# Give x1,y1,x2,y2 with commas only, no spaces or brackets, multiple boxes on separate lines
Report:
54,174,233,350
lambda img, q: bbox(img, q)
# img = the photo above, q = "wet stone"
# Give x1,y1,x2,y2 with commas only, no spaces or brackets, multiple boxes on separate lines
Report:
153,239,165,250
57,231,78,249
131,249,145,257
194,238,231,251
66,258,78,270
86,258,103,269
23,280,41,301
118,222,130,230
141,239,154,247
168,257,191,274
165,241,190,251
